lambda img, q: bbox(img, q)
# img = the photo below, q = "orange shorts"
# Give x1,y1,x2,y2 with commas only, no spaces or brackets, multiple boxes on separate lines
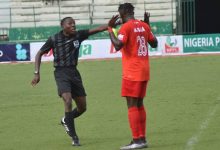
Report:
121,79,148,98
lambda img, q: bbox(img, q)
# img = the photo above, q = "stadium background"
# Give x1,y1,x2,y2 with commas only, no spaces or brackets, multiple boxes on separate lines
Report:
0,0,219,62
0,1,220,150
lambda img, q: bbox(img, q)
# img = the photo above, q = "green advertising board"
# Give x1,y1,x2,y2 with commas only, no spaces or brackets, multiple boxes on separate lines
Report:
183,34,220,53
9,22,172,41
9,26,60,41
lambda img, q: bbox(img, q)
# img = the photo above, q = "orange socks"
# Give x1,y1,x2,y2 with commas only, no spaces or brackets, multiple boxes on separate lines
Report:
128,106,147,140
138,106,146,139
128,107,140,139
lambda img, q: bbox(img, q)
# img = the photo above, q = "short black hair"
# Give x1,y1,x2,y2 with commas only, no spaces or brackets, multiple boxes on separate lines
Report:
60,17,73,26
118,3,134,15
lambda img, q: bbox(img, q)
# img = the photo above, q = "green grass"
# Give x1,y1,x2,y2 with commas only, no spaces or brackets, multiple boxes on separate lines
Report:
0,55,220,150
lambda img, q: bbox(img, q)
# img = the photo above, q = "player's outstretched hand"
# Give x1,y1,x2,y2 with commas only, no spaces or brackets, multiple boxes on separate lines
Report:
31,74,40,87
108,15,120,28
144,12,150,25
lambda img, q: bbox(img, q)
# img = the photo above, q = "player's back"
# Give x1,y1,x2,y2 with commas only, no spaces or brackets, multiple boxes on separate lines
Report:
123,19,150,57
119,19,151,81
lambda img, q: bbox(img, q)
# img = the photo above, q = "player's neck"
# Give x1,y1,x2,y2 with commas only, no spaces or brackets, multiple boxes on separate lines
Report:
62,30,72,37
125,16,135,22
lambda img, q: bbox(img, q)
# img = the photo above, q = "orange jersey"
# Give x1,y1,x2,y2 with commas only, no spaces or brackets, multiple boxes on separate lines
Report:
117,19,155,81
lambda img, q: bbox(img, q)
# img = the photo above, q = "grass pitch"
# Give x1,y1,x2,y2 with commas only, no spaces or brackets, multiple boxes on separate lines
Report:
0,55,220,150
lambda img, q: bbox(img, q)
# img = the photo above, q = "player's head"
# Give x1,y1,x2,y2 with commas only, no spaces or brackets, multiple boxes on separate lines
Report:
118,3,134,23
60,17,76,35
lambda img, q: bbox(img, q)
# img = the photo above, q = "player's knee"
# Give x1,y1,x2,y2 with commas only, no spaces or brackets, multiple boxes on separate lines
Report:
66,101,72,110
63,98,72,109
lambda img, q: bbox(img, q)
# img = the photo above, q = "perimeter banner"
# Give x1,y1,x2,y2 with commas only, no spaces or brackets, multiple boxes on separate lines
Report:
30,39,165,62
183,34,220,53
0,43,30,62
30,40,122,62
30,42,54,62
160,35,183,55
2,33,219,63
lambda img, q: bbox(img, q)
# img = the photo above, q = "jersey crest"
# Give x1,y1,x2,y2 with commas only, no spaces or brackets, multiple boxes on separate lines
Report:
73,40,80,48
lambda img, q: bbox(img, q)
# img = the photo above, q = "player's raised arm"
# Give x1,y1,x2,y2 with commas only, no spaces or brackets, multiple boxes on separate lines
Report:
142,12,158,48
88,15,122,36
144,12,150,25
108,15,123,51
148,33,158,48
88,24,108,36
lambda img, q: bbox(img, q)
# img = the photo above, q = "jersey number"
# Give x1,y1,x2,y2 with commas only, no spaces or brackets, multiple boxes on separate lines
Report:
137,36,148,56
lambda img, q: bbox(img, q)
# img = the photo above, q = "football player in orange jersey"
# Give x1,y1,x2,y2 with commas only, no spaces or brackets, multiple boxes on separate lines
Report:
108,3,158,150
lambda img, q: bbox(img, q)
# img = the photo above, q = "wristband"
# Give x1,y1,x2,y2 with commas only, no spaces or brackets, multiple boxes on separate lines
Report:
108,27,113,33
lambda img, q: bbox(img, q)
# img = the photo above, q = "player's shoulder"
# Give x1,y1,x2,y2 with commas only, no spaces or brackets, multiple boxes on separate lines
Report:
52,31,62,38
120,20,134,31
76,29,89,37
139,21,151,32
121,21,130,28
138,20,150,27
55,30,62,36
49,31,60,42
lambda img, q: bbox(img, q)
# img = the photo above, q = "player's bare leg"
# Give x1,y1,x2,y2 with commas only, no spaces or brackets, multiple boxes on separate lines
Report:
60,92,80,146
62,92,72,112
65,96,86,146
73,96,87,116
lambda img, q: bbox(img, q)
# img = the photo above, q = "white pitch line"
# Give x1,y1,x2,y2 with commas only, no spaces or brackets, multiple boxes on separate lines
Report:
185,100,219,150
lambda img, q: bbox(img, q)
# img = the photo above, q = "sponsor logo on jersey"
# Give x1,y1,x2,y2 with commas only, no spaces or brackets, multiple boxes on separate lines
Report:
73,40,80,48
